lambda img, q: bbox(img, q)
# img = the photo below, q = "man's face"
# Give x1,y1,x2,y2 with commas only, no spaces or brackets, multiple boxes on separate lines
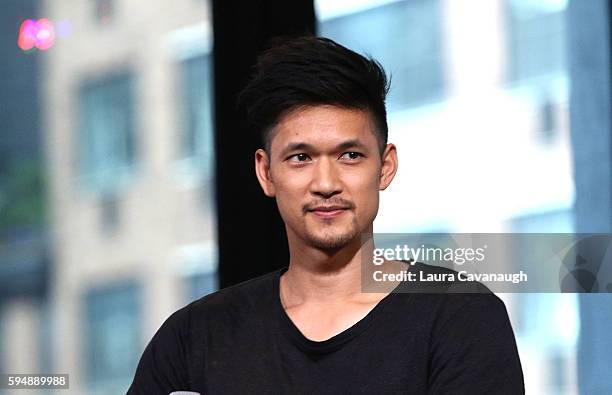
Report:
255,105,397,252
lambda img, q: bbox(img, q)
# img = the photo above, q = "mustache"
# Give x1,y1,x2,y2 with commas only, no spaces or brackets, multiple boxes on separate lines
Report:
303,199,355,213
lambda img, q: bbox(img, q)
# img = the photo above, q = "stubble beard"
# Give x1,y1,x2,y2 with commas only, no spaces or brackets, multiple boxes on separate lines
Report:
303,215,361,251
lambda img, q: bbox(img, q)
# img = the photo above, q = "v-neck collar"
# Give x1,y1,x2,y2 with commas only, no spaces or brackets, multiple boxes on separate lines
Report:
272,267,400,355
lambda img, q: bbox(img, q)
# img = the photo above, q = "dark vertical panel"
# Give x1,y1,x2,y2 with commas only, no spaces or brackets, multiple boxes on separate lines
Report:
0,0,48,301
568,0,612,393
212,0,315,287
0,0,41,162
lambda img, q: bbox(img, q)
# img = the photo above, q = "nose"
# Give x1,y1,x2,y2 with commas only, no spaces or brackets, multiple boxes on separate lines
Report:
309,157,342,198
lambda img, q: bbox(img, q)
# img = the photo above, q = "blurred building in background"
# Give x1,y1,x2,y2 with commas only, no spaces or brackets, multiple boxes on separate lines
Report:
0,0,609,394
2,0,216,394
42,0,216,393
0,0,50,393
316,0,577,394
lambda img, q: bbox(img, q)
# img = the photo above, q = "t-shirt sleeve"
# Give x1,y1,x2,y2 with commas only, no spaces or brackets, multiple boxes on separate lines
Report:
427,294,525,395
126,304,193,395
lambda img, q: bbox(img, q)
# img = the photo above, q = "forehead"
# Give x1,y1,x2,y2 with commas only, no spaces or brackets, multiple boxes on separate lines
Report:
269,105,378,153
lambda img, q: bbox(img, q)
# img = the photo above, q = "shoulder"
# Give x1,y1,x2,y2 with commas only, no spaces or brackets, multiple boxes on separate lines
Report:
422,294,524,393
190,268,280,316
128,269,282,393
392,261,509,331
395,265,522,389
153,269,280,332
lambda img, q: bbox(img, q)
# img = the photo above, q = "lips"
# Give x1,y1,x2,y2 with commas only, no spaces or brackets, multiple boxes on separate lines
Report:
309,206,350,218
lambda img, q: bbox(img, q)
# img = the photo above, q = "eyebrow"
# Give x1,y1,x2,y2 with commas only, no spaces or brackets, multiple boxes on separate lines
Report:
279,139,369,158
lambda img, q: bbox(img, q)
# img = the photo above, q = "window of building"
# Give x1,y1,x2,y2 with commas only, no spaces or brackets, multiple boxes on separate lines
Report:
179,53,214,180
78,73,136,193
506,0,567,82
84,281,141,393
317,0,444,111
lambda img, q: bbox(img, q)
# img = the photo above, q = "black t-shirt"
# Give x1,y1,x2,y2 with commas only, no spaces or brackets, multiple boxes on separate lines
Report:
127,263,524,394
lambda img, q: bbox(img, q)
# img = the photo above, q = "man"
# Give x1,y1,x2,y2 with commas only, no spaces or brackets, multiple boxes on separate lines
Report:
128,37,524,394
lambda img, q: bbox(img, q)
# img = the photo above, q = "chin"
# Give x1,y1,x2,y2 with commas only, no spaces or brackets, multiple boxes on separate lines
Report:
293,214,363,250
305,228,360,251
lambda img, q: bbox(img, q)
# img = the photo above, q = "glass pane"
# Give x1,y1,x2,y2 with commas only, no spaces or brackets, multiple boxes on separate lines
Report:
180,53,215,179
85,282,141,389
79,73,135,192
319,0,444,110
506,0,567,81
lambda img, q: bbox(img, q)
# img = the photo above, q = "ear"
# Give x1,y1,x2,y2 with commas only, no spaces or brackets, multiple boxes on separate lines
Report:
255,149,276,197
379,143,398,191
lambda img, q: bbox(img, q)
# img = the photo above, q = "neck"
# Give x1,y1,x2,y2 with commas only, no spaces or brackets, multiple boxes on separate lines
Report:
281,227,391,305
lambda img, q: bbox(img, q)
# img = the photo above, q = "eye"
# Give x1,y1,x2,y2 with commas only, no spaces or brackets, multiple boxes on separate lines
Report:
288,153,311,162
340,152,363,160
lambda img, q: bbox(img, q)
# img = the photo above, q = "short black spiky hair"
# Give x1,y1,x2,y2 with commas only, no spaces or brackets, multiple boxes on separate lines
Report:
237,36,390,154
